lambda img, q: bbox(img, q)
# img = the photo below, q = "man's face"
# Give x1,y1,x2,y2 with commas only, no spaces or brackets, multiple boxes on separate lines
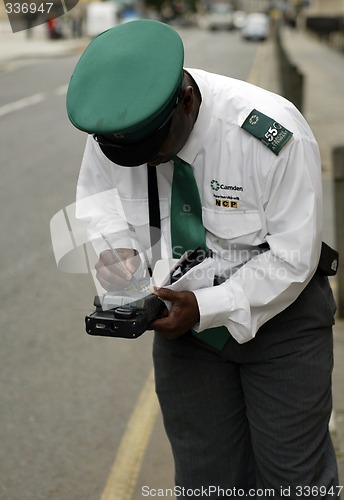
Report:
147,85,197,166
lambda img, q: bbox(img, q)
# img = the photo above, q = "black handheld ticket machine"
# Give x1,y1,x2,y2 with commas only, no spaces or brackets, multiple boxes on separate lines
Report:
85,287,164,339
85,247,211,339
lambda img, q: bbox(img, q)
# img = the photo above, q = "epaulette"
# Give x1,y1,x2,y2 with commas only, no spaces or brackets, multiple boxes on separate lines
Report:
241,109,293,155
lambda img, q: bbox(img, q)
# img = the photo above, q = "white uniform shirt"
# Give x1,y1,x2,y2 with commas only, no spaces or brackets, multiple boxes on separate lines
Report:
76,69,323,344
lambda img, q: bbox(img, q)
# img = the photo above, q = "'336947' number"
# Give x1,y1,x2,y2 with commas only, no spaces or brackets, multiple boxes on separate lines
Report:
5,2,54,14
296,485,343,496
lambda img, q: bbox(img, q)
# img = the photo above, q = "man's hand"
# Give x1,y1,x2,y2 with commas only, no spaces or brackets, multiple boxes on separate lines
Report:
149,288,200,339
95,248,140,291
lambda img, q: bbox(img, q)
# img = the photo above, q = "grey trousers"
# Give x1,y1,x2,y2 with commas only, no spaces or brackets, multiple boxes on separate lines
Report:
153,274,340,499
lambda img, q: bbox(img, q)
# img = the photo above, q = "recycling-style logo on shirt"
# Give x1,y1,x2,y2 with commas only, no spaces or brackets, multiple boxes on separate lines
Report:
249,114,259,125
211,179,220,191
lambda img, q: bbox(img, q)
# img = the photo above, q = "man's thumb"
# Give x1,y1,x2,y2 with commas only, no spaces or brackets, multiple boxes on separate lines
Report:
154,287,177,301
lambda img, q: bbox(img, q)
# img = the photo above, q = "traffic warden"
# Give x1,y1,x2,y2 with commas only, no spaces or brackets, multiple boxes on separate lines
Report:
66,20,340,497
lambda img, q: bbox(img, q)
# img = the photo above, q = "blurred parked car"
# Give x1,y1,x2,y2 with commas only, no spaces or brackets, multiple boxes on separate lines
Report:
199,3,234,31
241,13,269,41
233,10,247,30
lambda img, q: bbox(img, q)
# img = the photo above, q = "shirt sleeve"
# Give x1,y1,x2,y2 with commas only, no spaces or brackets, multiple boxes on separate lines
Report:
76,135,143,255
193,136,323,343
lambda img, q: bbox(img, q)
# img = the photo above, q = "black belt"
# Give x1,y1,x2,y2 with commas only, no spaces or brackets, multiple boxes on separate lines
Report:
317,241,339,276
259,241,338,277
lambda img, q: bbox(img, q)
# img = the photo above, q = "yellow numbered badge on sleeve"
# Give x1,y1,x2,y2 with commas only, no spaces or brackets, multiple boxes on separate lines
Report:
241,109,293,155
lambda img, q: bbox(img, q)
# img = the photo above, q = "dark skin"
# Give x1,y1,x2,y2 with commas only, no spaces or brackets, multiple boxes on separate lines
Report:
96,71,202,339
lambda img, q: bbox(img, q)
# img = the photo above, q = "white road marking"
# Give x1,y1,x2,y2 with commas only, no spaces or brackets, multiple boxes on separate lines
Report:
0,92,46,117
0,83,70,118
54,84,69,96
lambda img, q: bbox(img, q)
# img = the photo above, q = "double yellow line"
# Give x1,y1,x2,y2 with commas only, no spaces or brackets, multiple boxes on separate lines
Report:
100,369,159,500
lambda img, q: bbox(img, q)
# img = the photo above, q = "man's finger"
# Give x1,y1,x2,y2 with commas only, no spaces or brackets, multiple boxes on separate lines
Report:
98,249,115,266
124,252,141,274
154,287,179,301
96,269,131,291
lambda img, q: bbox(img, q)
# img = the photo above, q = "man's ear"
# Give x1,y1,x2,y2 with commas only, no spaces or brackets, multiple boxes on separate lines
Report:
181,86,194,115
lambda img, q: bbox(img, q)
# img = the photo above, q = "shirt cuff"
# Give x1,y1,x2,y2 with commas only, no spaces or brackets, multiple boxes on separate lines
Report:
193,285,230,332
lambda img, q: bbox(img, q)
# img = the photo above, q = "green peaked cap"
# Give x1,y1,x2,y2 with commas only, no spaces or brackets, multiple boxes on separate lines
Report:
66,20,184,142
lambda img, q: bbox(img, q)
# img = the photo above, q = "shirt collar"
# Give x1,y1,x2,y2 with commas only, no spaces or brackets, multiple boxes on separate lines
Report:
176,69,213,165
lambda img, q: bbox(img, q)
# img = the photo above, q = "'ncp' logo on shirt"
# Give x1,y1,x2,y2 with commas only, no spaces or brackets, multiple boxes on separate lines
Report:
215,199,238,209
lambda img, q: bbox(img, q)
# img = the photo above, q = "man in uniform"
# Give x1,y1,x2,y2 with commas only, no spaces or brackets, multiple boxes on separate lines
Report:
66,20,340,497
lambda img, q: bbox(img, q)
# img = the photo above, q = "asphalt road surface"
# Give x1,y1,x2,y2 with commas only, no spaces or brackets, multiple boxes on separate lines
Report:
0,27,259,500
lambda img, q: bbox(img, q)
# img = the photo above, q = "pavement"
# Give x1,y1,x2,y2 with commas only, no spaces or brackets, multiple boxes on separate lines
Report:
1,19,343,494
0,21,88,69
